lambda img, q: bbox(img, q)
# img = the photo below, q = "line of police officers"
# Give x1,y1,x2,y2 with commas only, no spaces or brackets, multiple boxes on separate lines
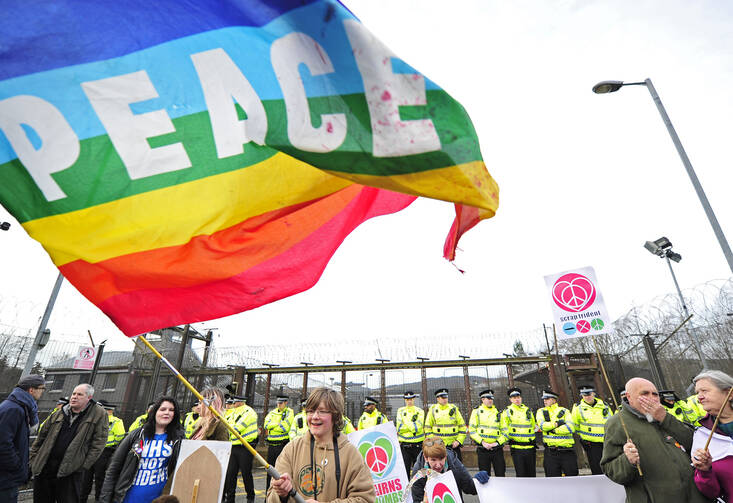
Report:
385,384,707,478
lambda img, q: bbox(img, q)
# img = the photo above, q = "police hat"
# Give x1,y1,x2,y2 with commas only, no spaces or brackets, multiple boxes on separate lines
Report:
226,397,235,404
659,390,679,402
276,395,288,403
403,391,417,399
300,398,307,407
541,389,559,400
579,385,595,395
363,396,378,406
98,400,116,410
434,388,449,398
57,396,70,406
507,387,522,397
479,389,495,399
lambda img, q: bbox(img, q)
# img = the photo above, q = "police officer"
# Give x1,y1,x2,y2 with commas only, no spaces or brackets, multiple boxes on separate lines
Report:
290,398,308,440
686,392,706,426
500,387,536,477
425,388,466,461
81,400,125,501
358,396,387,429
264,395,294,491
342,414,356,434
38,397,68,433
396,391,425,476
127,401,154,432
184,401,200,438
570,385,611,474
223,395,258,503
469,389,506,477
536,389,577,477
660,390,695,424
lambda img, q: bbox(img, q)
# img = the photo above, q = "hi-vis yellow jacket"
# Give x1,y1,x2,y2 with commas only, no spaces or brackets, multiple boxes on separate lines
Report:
396,405,425,444
469,404,506,446
500,403,535,449
357,409,387,430
571,398,611,443
106,414,126,448
264,406,294,442
228,404,259,445
290,410,308,439
536,402,574,448
425,403,466,445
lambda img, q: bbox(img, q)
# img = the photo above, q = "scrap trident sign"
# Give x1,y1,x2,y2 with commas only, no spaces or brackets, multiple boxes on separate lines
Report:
544,266,611,339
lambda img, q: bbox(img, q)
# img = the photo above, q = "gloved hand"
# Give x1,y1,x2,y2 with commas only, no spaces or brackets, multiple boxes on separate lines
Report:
556,419,566,427
473,471,490,484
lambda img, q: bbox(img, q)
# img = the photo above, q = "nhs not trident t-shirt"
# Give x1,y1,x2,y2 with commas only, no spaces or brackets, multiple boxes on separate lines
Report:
123,433,173,503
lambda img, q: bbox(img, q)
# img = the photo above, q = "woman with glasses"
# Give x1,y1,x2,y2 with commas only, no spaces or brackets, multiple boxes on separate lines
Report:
409,435,488,503
99,395,185,503
268,387,375,503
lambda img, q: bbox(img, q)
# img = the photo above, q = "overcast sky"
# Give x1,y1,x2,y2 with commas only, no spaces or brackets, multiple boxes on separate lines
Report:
2,0,733,357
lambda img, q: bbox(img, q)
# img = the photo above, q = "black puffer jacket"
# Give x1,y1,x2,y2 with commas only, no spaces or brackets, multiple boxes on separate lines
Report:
99,426,184,503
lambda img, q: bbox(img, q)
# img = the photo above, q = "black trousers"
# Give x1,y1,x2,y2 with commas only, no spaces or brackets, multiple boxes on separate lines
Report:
33,471,82,503
509,448,536,477
477,446,506,477
224,441,258,503
81,447,114,501
581,440,604,475
446,444,462,462
400,442,422,477
543,448,578,477
265,440,289,491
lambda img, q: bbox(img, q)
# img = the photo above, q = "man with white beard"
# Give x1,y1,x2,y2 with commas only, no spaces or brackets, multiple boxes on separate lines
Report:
601,377,708,503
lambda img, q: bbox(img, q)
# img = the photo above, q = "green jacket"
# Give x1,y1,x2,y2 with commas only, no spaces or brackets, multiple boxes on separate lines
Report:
30,401,108,478
601,405,710,503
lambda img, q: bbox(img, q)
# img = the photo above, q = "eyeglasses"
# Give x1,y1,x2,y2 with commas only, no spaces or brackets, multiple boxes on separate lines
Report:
423,437,444,447
306,409,333,417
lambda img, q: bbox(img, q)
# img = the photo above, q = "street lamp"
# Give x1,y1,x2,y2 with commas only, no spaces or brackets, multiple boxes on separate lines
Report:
643,236,707,369
593,78,733,275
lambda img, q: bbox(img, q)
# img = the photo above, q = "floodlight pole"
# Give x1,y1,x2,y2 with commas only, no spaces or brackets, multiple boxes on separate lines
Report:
594,78,733,275
664,255,707,369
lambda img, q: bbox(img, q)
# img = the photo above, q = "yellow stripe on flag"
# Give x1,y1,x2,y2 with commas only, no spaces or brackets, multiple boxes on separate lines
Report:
24,153,352,266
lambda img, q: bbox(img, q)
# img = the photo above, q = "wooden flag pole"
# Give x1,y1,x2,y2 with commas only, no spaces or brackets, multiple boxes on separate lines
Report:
704,386,733,451
136,334,307,503
591,335,643,476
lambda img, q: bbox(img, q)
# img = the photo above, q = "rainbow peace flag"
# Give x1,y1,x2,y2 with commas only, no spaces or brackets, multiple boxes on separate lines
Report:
0,0,499,336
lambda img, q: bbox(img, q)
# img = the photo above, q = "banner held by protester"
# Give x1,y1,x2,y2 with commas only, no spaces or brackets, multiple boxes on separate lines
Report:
348,422,408,503
544,266,612,340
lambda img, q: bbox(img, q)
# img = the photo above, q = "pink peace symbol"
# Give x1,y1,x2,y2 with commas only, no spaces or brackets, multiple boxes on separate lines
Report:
552,273,596,312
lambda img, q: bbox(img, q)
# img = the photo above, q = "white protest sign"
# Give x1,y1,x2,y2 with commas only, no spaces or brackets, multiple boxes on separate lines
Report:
170,439,231,502
348,422,408,503
544,266,611,339
475,474,625,502
425,471,461,503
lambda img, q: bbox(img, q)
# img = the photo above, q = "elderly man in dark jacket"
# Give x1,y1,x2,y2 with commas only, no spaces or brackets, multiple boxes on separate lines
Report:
0,375,45,503
30,383,108,503
601,377,709,503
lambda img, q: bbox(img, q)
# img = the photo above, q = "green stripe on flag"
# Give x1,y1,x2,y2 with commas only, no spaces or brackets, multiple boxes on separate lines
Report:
1,90,481,222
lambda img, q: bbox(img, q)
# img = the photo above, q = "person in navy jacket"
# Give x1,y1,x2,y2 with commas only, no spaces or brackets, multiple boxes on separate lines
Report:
0,374,46,502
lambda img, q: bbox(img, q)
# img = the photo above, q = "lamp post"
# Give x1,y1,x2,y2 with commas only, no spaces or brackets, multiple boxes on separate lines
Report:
593,79,733,275
643,236,707,369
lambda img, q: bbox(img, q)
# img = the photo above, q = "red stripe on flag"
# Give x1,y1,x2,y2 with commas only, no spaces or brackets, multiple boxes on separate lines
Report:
95,186,416,336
